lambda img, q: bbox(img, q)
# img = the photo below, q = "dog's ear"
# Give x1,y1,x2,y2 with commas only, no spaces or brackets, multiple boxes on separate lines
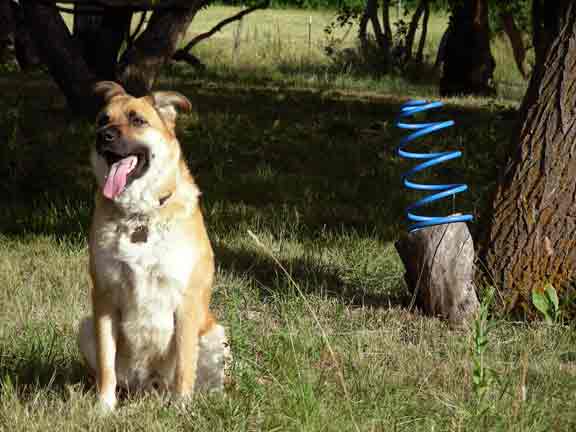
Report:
150,91,192,126
93,81,126,104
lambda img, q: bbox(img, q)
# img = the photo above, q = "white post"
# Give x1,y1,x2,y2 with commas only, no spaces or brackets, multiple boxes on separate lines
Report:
232,9,244,64
308,16,312,56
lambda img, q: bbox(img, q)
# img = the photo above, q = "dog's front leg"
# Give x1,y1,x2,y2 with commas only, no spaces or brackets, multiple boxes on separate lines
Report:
173,294,202,398
94,297,118,411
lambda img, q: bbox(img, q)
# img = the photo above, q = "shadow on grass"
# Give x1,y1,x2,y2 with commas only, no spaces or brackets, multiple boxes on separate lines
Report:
0,324,89,401
0,74,515,259
215,243,410,308
0,77,516,247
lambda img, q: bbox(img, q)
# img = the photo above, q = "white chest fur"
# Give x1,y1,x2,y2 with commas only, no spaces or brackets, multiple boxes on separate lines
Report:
92,215,198,359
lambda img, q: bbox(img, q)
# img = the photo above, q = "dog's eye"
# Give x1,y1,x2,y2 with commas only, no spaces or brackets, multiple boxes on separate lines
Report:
129,112,148,128
133,117,147,127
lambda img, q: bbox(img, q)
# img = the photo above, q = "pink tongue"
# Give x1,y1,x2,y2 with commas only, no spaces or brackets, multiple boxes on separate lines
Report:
103,155,138,199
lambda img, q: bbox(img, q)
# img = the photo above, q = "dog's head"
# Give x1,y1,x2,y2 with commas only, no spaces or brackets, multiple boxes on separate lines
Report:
91,81,191,202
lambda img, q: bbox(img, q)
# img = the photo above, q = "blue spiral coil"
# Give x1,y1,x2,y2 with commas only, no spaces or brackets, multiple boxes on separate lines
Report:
396,99,473,232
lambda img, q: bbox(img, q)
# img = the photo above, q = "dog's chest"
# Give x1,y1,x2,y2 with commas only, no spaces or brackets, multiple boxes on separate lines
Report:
94,218,197,355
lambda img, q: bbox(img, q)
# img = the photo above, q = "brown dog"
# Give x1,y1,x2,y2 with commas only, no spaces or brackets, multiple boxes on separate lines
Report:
78,81,228,411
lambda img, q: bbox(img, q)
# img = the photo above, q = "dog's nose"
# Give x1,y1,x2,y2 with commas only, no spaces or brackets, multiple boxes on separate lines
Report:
98,127,120,144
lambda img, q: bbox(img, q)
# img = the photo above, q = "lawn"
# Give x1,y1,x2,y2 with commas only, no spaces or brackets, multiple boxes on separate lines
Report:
1,5,575,432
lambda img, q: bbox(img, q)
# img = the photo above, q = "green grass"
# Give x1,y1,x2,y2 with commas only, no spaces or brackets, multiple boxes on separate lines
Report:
1,6,574,431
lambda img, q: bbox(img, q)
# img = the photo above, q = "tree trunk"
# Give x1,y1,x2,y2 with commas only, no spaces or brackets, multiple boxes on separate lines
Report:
415,0,429,63
359,1,371,54
381,0,392,43
532,0,563,69
480,0,576,313
439,0,496,97
0,0,15,47
73,8,133,81
368,0,387,52
0,0,16,64
358,0,391,71
117,4,204,96
2,0,40,70
22,0,97,113
404,0,427,63
434,20,451,70
500,10,527,79
14,19,41,71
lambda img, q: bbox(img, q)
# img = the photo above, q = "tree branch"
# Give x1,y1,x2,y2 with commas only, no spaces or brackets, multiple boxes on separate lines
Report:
126,11,147,51
29,0,205,11
177,0,269,52
42,3,107,15
172,49,206,71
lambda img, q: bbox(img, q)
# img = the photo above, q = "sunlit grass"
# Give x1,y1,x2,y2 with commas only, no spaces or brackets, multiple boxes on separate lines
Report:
181,6,527,101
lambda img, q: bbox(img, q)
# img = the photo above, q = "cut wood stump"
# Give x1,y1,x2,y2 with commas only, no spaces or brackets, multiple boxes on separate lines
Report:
395,221,479,324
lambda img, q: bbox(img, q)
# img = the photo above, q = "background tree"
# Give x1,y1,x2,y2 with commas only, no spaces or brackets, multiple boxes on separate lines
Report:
18,0,268,115
403,0,430,64
480,0,576,315
358,0,393,71
496,0,530,79
0,0,15,65
439,0,495,96
0,0,40,69
330,0,433,73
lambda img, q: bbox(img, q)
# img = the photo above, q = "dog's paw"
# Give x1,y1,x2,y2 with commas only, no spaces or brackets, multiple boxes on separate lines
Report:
97,393,117,413
196,324,231,393
168,391,193,411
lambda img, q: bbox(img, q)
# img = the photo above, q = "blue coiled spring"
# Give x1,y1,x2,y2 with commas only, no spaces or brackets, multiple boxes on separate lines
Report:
396,99,473,232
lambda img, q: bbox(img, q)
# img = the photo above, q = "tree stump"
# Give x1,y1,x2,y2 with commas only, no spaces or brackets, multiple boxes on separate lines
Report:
395,221,479,324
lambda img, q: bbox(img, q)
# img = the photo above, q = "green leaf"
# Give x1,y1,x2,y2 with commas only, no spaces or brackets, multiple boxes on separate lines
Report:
545,283,559,313
532,289,551,317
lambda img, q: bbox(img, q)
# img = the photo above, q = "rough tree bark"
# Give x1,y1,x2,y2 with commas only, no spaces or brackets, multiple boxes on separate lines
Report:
480,0,576,312
440,0,496,97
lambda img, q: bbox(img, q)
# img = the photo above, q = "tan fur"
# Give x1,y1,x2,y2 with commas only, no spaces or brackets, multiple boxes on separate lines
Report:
79,82,218,410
